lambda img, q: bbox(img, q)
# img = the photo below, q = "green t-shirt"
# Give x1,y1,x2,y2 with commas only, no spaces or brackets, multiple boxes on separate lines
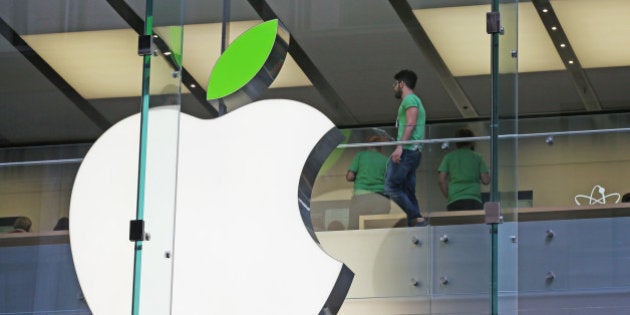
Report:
438,148,489,204
397,94,426,151
348,150,389,195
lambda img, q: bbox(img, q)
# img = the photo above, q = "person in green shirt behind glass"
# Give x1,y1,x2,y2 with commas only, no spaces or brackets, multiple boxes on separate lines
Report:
438,128,490,211
346,135,391,229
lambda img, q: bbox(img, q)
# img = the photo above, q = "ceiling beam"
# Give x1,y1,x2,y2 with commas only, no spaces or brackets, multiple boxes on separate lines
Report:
106,0,219,117
531,0,601,111
0,17,112,132
247,0,359,124
389,0,479,118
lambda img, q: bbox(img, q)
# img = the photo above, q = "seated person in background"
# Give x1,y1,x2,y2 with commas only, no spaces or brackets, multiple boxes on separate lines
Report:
54,217,69,231
438,129,490,211
10,216,32,233
326,220,346,231
346,135,391,229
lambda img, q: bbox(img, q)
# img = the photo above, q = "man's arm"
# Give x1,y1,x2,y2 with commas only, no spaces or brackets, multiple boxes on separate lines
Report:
346,171,356,182
480,172,490,185
438,172,448,198
400,107,418,142
392,107,418,163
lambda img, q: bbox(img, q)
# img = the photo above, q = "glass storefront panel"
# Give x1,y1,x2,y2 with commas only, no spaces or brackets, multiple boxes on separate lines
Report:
516,112,630,314
496,0,519,314
0,145,90,314
4,0,630,315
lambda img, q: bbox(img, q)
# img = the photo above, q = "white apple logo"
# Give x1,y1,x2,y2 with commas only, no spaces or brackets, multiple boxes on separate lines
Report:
69,100,353,314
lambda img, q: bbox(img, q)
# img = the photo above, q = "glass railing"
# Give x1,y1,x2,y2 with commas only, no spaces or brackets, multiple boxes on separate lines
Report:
311,113,630,314
2,112,630,314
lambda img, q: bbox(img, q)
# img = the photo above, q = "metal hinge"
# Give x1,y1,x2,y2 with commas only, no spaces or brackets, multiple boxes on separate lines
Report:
129,219,145,241
486,12,504,35
137,35,153,56
484,202,502,224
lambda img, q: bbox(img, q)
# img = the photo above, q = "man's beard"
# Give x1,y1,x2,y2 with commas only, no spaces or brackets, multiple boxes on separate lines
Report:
394,90,402,99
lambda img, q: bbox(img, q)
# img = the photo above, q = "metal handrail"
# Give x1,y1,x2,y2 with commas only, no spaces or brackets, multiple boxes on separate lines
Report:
337,127,630,149
1,127,629,166
0,158,83,167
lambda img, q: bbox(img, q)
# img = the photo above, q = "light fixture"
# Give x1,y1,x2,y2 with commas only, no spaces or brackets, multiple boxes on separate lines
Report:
164,51,172,56
412,4,565,75
551,26,557,31
542,8,549,13
560,43,566,48
552,0,630,68
190,84,196,88
568,60,574,64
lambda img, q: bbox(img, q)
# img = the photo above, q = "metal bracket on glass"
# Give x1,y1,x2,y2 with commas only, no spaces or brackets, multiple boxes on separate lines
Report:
484,202,502,224
129,219,145,241
486,12,504,35
137,35,153,56
546,229,555,240
439,276,449,285
411,236,422,246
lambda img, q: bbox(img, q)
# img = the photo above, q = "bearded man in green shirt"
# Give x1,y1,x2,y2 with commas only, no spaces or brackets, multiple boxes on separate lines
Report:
384,70,428,227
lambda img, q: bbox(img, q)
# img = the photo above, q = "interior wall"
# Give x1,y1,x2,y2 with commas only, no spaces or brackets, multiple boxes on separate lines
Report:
518,132,630,207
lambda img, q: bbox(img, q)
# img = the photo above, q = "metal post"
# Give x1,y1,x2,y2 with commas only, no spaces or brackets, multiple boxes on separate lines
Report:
490,0,500,314
131,0,153,314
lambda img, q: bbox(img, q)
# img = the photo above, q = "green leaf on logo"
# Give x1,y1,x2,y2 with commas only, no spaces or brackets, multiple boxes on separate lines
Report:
207,19,280,100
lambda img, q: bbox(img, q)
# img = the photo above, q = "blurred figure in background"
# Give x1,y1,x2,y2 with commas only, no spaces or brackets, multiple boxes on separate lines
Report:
438,128,490,211
54,217,69,231
346,135,391,230
10,216,32,233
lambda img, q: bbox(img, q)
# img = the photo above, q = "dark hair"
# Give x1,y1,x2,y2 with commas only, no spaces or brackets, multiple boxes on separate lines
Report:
367,135,387,151
54,217,69,231
13,216,32,232
455,128,475,149
394,70,417,89
367,135,388,143
623,193,630,203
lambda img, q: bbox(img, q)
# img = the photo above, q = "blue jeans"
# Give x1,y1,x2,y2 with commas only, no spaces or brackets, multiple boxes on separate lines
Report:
385,150,422,226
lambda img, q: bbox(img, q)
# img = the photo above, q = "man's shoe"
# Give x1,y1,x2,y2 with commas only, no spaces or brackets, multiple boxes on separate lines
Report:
414,218,428,227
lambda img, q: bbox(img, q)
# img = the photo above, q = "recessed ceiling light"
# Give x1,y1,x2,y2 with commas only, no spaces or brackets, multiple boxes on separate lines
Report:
551,26,557,31
568,60,574,64
542,8,549,13
164,51,172,56
190,84,196,88
560,43,566,48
